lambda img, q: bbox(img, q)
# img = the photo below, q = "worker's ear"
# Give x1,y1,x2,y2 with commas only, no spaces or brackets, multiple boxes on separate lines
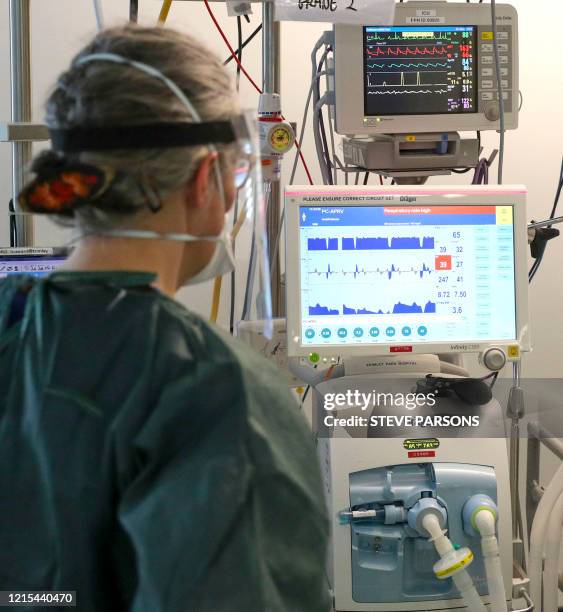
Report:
189,151,219,210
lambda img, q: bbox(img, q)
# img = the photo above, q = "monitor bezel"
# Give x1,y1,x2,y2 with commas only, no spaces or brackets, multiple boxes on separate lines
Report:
285,185,530,359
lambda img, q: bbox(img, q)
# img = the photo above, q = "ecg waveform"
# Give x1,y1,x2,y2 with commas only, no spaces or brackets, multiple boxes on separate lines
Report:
309,263,432,280
308,301,437,316
366,62,450,70
366,46,449,57
367,71,448,88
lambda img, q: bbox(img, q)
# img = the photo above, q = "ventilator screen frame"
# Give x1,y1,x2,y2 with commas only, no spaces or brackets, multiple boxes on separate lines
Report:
284,185,530,359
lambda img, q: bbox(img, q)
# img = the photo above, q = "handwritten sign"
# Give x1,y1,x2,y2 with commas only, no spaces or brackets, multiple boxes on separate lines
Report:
274,0,395,25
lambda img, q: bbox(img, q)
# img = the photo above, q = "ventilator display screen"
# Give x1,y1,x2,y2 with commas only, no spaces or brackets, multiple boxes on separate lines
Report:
298,204,517,347
0,255,66,278
363,26,477,115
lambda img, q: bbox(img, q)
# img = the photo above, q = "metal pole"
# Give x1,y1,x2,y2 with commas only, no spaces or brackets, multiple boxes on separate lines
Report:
262,2,283,317
526,435,540,543
9,0,34,246
509,361,522,540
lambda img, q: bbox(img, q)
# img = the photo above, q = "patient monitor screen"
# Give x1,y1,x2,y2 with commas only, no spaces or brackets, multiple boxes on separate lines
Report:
363,26,477,116
299,205,517,347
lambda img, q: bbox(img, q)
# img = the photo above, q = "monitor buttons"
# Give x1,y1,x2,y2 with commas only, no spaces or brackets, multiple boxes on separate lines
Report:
481,43,493,52
417,326,428,337
499,56,508,65
500,67,509,77
305,328,315,339
481,80,494,89
369,327,380,338
337,328,348,338
481,68,493,77
386,327,396,338
321,328,332,339
482,56,493,65
402,326,412,337
353,327,364,338
497,31,509,40
498,43,509,52
482,92,494,101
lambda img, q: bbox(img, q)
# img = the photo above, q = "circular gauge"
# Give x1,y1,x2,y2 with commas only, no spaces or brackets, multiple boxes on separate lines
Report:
269,124,294,153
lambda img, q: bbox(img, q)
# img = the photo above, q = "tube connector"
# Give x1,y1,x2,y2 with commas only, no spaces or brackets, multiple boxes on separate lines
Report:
408,498,447,537
462,494,498,538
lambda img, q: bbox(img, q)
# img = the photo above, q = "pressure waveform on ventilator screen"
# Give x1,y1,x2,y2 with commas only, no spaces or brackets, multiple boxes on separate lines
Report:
308,301,437,316
343,236,435,250
309,263,432,280
307,236,435,251
366,46,449,57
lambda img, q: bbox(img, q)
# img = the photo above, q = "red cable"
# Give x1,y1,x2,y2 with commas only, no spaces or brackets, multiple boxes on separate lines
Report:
203,0,314,185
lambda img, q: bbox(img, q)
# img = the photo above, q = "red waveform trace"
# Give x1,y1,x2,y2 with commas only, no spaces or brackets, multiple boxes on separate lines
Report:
366,46,449,57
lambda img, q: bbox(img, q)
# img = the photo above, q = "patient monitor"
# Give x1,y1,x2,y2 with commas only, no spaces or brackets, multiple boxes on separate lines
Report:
333,2,519,136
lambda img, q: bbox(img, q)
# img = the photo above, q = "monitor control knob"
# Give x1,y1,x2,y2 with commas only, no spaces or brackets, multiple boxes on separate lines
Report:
485,102,500,122
482,348,507,371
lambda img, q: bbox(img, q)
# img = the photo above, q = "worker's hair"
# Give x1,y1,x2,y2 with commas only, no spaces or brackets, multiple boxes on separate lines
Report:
35,25,238,230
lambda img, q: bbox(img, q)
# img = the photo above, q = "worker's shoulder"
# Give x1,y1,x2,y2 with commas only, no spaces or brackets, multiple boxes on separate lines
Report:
155,296,292,393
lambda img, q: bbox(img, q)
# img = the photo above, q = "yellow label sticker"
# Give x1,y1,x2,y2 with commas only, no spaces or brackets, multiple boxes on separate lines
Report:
482,31,494,40
496,206,513,225
507,345,520,359
406,135,417,142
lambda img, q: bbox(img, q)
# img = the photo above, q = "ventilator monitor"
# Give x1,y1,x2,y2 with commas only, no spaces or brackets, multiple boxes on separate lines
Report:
285,186,529,359
0,248,68,279
333,2,518,135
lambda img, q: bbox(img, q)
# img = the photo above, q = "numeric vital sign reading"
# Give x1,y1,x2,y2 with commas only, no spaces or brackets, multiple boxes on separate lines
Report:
363,26,477,115
299,205,517,347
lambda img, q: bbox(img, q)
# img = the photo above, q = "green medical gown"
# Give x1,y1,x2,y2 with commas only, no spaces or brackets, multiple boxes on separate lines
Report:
0,271,330,612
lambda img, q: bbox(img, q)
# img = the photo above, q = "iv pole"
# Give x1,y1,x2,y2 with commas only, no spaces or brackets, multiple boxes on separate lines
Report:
8,0,35,247
262,2,284,317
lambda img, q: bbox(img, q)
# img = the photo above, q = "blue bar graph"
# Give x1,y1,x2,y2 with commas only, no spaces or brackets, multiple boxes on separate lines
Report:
341,236,435,250
308,237,339,251
309,304,340,316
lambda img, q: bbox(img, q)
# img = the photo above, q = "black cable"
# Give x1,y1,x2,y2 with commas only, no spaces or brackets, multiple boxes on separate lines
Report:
8,199,17,247
451,167,473,174
243,14,250,23
529,156,563,282
224,24,262,65
129,0,138,22
236,16,242,91
316,52,333,184
300,385,311,408
363,172,369,185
